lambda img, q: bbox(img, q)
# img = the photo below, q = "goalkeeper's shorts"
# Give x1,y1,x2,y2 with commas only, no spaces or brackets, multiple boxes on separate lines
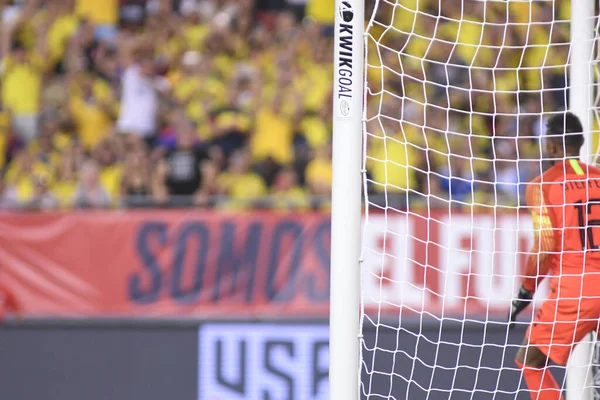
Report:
526,290,600,366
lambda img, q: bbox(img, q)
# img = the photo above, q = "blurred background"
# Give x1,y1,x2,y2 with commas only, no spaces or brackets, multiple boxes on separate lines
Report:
0,0,591,399
0,0,337,212
0,0,579,212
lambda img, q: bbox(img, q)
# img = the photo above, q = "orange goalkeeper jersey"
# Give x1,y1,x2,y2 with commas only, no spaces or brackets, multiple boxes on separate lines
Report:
523,159,600,295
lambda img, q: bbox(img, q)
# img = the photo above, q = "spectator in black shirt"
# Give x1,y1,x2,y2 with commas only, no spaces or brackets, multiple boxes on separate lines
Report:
156,118,216,207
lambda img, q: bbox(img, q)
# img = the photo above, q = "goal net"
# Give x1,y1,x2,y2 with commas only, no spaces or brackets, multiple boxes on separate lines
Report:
358,0,600,398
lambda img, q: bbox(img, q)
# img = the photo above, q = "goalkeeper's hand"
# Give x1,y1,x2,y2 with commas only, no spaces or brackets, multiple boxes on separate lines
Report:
509,285,534,329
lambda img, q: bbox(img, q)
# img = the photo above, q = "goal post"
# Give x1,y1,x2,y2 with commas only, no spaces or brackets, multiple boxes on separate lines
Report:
572,0,596,167
330,0,600,398
569,0,597,398
329,0,365,399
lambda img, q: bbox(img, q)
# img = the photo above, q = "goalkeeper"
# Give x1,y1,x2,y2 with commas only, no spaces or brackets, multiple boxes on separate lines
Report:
510,112,600,400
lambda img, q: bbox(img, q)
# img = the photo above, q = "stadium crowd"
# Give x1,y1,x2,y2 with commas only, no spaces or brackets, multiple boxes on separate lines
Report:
365,0,576,209
0,0,336,210
0,0,577,211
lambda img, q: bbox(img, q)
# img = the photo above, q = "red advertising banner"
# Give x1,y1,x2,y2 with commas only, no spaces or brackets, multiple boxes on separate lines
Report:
0,211,538,318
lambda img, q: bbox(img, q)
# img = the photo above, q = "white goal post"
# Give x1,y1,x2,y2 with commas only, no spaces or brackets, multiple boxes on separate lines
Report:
568,0,596,398
330,0,600,399
330,0,365,398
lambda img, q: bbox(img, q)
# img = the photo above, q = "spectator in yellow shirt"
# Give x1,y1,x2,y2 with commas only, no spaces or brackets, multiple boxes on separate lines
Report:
271,167,309,211
69,75,116,151
217,148,267,209
53,144,80,208
21,172,60,211
0,100,12,169
306,0,334,26
305,144,332,196
93,139,123,204
76,0,118,42
368,130,418,194
1,40,47,141
3,151,53,205
45,0,79,68
0,2,54,141
251,94,297,166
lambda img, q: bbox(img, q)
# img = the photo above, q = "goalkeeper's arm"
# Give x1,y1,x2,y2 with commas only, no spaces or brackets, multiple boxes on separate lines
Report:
510,183,555,325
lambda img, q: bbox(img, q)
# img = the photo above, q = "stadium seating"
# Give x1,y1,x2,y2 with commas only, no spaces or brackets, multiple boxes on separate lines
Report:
0,0,569,210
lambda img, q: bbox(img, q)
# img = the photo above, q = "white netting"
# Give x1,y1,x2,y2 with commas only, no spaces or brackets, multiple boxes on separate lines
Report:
360,0,600,398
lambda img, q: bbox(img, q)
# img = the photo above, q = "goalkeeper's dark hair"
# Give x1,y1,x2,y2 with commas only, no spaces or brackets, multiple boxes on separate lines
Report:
545,111,584,152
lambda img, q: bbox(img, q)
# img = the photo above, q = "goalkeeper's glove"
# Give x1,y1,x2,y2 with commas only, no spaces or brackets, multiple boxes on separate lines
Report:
509,285,534,329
